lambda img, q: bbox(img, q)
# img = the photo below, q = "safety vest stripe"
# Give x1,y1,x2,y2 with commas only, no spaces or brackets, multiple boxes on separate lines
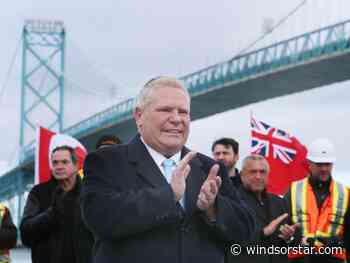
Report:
329,182,339,236
293,178,309,236
338,184,349,235
331,182,341,236
291,181,297,223
301,179,308,235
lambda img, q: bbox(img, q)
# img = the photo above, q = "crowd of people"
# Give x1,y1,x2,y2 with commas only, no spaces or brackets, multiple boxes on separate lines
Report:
0,76,349,263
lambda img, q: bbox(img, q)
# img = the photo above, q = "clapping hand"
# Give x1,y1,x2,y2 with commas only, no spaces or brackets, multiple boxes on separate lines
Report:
170,151,196,201
197,164,222,220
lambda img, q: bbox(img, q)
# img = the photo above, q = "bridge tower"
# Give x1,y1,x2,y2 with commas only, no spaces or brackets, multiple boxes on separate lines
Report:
16,20,65,226
20,20,65,155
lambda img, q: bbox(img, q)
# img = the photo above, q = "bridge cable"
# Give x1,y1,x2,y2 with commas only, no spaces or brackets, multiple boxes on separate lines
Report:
234,0,307,57
0,36,21,107
65,36,127,98
0,36,21,170
64,74,124,99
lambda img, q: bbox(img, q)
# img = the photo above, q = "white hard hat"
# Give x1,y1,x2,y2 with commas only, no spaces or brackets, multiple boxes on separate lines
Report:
307,138,336,163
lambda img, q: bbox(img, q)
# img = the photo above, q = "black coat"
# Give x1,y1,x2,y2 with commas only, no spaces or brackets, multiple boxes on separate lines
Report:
0,205,17,251
20,177,94,263
226,185,290,263
81,135,256,263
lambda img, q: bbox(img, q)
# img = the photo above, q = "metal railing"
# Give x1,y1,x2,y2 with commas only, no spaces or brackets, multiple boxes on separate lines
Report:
20,19,350,163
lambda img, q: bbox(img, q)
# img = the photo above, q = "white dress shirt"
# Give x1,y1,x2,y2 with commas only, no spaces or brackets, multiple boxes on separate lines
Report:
140,137,181,181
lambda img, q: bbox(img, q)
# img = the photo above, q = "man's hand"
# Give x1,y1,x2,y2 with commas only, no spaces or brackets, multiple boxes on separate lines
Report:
263,213,288,236
278,222,299,241
170,151,196,202
196,164,222,220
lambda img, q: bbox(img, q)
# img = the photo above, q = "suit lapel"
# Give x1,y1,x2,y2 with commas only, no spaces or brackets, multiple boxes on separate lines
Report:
127,136,168,187
127,137,207,214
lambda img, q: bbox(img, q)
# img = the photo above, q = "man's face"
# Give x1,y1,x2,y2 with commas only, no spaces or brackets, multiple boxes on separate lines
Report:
241,160,269,194
51,149,78,180
134,87,190,156
309,161,333,182
212,144,238,169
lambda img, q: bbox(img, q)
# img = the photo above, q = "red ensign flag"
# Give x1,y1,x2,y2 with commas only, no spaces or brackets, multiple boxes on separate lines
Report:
250,116,309,195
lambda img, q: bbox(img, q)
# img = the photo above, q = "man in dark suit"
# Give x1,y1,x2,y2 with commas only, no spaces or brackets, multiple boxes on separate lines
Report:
81,76,256,263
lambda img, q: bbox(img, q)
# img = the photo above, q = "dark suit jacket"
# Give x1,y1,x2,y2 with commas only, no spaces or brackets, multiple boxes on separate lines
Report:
226,186,290,263
81,135,255,263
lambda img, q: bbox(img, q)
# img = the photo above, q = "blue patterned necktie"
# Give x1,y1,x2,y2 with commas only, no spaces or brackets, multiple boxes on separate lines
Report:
162,159,185,209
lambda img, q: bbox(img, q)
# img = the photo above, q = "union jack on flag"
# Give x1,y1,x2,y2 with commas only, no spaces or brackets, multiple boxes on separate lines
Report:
249,115,308,195
251,116,297,164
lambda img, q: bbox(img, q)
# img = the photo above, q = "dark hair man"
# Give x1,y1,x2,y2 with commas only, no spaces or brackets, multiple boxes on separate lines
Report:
20,145,94,263
212,138,240,186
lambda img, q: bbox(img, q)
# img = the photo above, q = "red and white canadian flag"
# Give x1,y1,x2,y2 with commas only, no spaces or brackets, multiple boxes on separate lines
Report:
35,126,87,185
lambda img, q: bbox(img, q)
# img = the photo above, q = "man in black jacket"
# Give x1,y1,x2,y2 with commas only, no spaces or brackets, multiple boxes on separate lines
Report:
81,76,256,263
20,145,93,263
227,154,298,263
0,204,17,262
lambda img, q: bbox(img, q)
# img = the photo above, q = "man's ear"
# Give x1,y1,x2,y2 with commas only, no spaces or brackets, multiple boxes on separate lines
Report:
133,107,143,128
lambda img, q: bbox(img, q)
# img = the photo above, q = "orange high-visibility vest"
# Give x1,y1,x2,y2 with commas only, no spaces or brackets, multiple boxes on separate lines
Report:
0,204,11,263
289,178,349,260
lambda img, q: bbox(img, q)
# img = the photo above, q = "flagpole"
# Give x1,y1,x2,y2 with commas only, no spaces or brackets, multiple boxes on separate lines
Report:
249,109,253,154
34,126,41,185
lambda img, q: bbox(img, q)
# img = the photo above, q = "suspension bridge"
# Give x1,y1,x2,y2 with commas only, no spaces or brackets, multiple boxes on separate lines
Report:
1,16,350,227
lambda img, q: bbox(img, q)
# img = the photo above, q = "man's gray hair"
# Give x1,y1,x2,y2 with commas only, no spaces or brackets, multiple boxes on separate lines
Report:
135,76,190,110
241,154,270,173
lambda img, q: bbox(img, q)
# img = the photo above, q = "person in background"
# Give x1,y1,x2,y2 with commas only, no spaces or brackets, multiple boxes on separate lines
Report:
212,137,241,186
227,154,298,263
0,204,17,263
20,145,94,263
285,138,350,263
95,134,122,150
